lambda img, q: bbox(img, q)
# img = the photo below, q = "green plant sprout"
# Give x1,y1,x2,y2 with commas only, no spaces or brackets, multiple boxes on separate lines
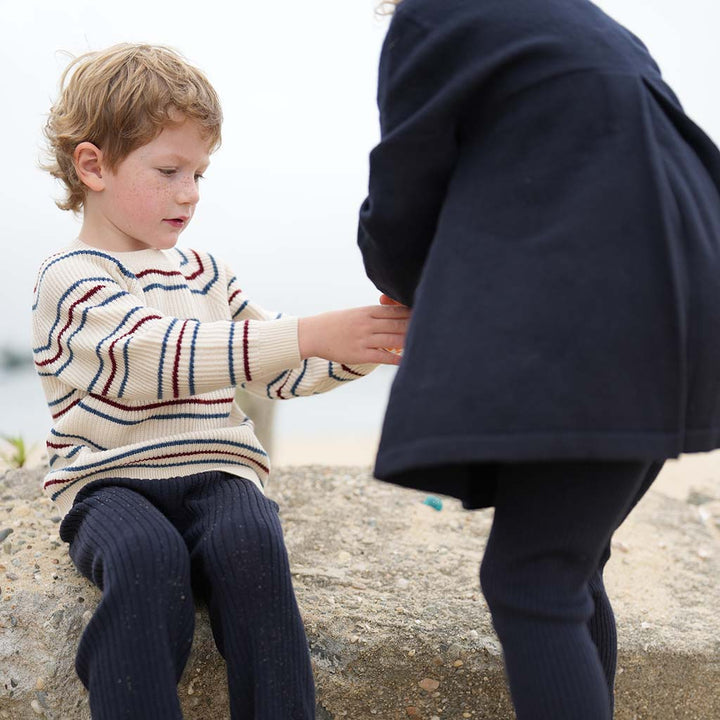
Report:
1,436,29,469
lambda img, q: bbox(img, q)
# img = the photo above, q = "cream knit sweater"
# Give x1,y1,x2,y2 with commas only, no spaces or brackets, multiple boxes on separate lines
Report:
32,239,373,517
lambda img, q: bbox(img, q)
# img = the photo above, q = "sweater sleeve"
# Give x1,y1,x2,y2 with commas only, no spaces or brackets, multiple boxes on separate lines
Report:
357,9,463,307
224,267,375,400
32,251,301,401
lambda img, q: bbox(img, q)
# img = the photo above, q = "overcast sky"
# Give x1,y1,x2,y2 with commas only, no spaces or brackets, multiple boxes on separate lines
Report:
2,0,719,353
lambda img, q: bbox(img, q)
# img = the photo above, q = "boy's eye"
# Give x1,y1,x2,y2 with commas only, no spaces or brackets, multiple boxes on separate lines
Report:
194,173,205,182
158,168,177,176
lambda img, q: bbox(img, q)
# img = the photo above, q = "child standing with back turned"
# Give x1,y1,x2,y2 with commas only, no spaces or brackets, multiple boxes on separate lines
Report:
32,43,409,720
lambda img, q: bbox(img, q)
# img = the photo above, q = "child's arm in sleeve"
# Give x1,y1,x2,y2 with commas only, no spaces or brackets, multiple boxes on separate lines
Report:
32,253,301,401
226,272,409,400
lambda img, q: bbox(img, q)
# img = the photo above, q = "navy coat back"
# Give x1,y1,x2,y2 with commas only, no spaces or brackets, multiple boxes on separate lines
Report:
358,0,720,501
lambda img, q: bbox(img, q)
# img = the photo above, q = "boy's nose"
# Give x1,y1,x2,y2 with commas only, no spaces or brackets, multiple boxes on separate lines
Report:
177,178,200,205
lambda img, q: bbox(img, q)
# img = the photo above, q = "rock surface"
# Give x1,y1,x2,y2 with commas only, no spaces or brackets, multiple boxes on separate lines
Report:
1,460,718,719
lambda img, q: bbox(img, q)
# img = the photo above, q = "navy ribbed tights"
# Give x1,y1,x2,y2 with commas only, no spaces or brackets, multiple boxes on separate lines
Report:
479,460,663,720
59,472,315,720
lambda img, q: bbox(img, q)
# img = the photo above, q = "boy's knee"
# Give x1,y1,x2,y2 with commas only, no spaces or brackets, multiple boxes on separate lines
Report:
91,521,191,595
197,509,288,586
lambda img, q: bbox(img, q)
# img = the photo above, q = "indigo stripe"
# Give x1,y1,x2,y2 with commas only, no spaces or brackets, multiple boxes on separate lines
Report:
328,362,353,382
77,401,231,426
89,305,144,394
228,322,236,386
291,360,309,395
232,300,249,319
189,322,200,396
265,370,289,399
158,319,178,399
47,388,76,407
33,251,137,312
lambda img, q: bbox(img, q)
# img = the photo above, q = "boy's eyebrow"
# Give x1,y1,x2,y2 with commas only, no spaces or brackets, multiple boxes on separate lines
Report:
156,153,211,167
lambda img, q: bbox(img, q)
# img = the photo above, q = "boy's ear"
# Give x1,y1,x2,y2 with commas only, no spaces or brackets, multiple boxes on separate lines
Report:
73,142,106,192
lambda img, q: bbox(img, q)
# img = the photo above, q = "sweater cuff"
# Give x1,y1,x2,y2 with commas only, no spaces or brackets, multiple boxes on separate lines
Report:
342,363,377,376
243,316,302,381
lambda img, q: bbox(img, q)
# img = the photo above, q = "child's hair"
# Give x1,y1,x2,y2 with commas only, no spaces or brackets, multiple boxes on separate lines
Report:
43,43,223,212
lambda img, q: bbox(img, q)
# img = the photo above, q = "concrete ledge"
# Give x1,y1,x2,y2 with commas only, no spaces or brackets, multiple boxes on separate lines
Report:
1,463,718,719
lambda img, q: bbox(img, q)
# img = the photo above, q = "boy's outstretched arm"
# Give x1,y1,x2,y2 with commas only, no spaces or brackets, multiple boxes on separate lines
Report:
225,264,411,401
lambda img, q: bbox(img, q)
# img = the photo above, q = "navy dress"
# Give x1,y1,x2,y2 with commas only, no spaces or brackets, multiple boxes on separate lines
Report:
358,0,720,507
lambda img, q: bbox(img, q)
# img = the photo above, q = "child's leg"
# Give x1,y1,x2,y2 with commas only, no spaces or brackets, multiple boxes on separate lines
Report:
479,460,661,720
60,484,195,720
586,461,663,713
181,474,315,720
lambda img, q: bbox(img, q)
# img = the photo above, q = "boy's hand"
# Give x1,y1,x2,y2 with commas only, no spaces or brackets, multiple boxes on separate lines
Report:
298,305,411,366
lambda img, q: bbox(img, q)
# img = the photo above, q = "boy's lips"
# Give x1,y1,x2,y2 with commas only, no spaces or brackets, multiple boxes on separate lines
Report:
164,217,188,228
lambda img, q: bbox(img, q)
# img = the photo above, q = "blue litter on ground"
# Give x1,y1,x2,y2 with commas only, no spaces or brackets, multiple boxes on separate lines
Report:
423,495,443,511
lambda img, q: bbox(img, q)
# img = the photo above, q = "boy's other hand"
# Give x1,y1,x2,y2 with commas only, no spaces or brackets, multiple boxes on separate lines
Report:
298,305,411,366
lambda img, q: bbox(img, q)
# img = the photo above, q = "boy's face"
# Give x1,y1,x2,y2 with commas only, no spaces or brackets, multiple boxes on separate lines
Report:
93,118,211,252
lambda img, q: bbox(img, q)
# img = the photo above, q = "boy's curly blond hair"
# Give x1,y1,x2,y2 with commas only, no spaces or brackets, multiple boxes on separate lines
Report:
43,43,223,213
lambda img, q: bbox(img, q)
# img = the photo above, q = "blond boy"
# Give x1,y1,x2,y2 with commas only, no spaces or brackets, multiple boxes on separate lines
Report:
33,43,408,719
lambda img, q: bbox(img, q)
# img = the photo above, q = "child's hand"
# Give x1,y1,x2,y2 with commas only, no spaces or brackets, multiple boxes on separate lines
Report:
298,305,411,366
379,293,404,307
377,295,409,355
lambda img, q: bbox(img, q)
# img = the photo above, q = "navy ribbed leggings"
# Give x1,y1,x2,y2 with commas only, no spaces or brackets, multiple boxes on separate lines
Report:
59,472,315,720
477,460,663,720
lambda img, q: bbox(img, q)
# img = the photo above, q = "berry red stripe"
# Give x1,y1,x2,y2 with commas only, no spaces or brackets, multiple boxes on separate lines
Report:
36,285,104,367
88,394,233,411
184,250,205,280
52,399,81,419
135,268,183,278
102,315,162,395
243,320,252,381
172,320,189,398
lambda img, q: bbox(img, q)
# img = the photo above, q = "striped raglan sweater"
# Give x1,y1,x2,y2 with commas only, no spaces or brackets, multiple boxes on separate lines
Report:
32,238,374,517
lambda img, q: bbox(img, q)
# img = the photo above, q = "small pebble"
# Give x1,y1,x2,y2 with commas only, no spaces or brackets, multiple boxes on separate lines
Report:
419,677,440,692
687,491,715,506
0,529,12,543
30,699,42,715
453,659,464,667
